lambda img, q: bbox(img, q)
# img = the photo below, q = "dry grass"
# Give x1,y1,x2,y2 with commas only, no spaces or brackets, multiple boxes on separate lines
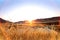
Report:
8,27,58,40
0,23,60,40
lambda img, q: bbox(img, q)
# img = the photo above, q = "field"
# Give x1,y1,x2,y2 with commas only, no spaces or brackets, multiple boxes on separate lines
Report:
0,23,60,40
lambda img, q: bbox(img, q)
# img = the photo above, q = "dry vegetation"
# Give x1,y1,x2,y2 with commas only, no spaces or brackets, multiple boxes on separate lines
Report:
0,23,60,40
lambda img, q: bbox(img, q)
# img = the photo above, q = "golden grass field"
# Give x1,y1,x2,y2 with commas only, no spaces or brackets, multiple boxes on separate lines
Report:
0,23,60,40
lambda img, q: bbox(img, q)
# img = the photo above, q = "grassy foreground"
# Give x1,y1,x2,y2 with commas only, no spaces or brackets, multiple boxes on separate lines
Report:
0,23,60,40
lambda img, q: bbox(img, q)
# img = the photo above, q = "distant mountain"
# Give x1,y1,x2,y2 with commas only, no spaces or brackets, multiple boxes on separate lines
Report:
0,18,11,23
14,20,27,24
0,16,60,23
34,16,60,22
0,18,7,23
15,16,60,25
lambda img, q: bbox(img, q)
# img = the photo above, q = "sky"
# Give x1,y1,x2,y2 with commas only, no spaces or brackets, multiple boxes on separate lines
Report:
0,0,60,22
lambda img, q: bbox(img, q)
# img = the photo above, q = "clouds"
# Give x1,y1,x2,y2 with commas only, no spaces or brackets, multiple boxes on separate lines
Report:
0,0,60,14
0,0,60,8
0,0,60,22
1,6,58,22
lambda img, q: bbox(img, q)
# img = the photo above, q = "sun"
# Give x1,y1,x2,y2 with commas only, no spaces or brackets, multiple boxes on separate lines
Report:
26,20,33,26
2,5,56,22
28,20,33,23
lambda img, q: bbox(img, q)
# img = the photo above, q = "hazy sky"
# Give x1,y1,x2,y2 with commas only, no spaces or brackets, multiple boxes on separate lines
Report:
0,0,60,22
